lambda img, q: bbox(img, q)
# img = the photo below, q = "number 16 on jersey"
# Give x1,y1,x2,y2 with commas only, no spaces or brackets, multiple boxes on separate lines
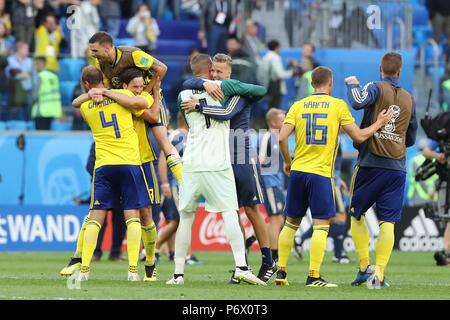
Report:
302,113,328,145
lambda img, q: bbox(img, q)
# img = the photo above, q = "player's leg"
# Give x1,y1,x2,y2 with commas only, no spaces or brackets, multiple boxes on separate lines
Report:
78,209,107,281
331,184,349,263
140,162,159,280
156,189,180,261
305,173,337,287
121,164,153,281
331,212,348,263
109,206,126,261
155,220,178,256
151,125,182,183
77,166,116,281
368,169,405,289
268,213,284,263
150,98,182,184
263,186,285,263
139,205,158,281
122,209,142,281
244,205,273,260
349,166,380,285
167,171,201,284
60,212,90,276
233,162,275,282
276,171,307,286
202,168,265,285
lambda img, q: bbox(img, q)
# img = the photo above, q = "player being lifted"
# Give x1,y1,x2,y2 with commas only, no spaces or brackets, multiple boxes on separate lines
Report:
166,53,266,285
61,67,162,281
275,66,393,287
68,66,157,281
85,31,182,184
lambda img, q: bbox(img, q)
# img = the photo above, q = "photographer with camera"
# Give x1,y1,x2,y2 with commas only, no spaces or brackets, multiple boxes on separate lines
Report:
422,139,450,266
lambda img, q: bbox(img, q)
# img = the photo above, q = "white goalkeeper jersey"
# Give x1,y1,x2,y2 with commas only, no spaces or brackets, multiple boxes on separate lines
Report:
179,87,231,173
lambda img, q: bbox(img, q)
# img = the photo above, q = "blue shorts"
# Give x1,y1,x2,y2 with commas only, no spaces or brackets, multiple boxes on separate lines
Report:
263,185,285,216
232,162,265,208
284,170,335,220
349,166,406,222
149,96,169,128
91,164,151,210
161,185,180,222
142,161,160,205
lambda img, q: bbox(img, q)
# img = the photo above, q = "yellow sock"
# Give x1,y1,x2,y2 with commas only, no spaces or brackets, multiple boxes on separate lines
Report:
126,218,142,268
277,221,299,269
74,215,89,258
309,225,329,277
375,221,394,281
351,215,370,271
141,221,157,266
167,153,183,184
81,220,101,269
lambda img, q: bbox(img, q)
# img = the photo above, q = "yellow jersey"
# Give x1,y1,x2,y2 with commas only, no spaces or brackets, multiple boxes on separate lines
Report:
285,93,355,178
94,46,154,89
80,89,144,169
34,25,62,72
133,91,157,163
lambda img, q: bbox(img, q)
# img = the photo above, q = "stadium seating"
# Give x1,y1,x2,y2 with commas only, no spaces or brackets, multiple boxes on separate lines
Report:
114,37,135,47
6,120,28,131
0,121,6,130
59,81,78,107
51,120,72,131
58,58,87,82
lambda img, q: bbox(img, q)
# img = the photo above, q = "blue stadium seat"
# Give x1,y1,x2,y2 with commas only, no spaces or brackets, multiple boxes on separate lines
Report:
51,120,72,131
118,19,132,38
26,121,35,130
0,121,6,130
59,81,78,106
161,60,185,86
157,20,199,41
6,120,28,131
155,39,199,56
114,37,135,47
412,4,429,27
59,58,87,82
413,25,432,47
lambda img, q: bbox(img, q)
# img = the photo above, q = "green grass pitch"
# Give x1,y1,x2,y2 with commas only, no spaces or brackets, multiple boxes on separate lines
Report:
0,250,448,300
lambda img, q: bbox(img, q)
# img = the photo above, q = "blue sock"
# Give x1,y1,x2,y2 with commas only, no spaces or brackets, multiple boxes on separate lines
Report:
260,247,273,266
332,222,345,259
300,226,314,245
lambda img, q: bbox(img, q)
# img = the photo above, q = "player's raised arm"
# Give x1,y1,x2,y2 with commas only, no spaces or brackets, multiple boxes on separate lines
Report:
221,79,267,102
144,58,167,93
101,89,148,109
180,94,247,121
345,76,380,110
139,81,162,124
342,108,394,144
182,78,225,101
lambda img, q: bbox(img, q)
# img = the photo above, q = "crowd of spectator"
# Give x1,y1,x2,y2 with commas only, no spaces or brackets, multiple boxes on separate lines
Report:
0,0,305,129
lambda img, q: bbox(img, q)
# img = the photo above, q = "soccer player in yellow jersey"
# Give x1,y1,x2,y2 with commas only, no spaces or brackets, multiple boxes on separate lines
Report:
73,66,155,282
275,66,394,287
86,31,183,185
66,67,161,281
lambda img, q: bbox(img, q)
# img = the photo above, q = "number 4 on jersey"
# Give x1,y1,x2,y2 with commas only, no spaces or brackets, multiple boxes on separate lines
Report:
100,111,121,138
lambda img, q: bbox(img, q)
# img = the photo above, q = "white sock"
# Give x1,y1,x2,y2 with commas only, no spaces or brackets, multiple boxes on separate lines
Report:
174,209,196,275
222,210,247,267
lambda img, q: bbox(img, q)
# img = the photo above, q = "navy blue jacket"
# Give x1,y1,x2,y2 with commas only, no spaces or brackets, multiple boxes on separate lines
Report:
346,76,418,172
